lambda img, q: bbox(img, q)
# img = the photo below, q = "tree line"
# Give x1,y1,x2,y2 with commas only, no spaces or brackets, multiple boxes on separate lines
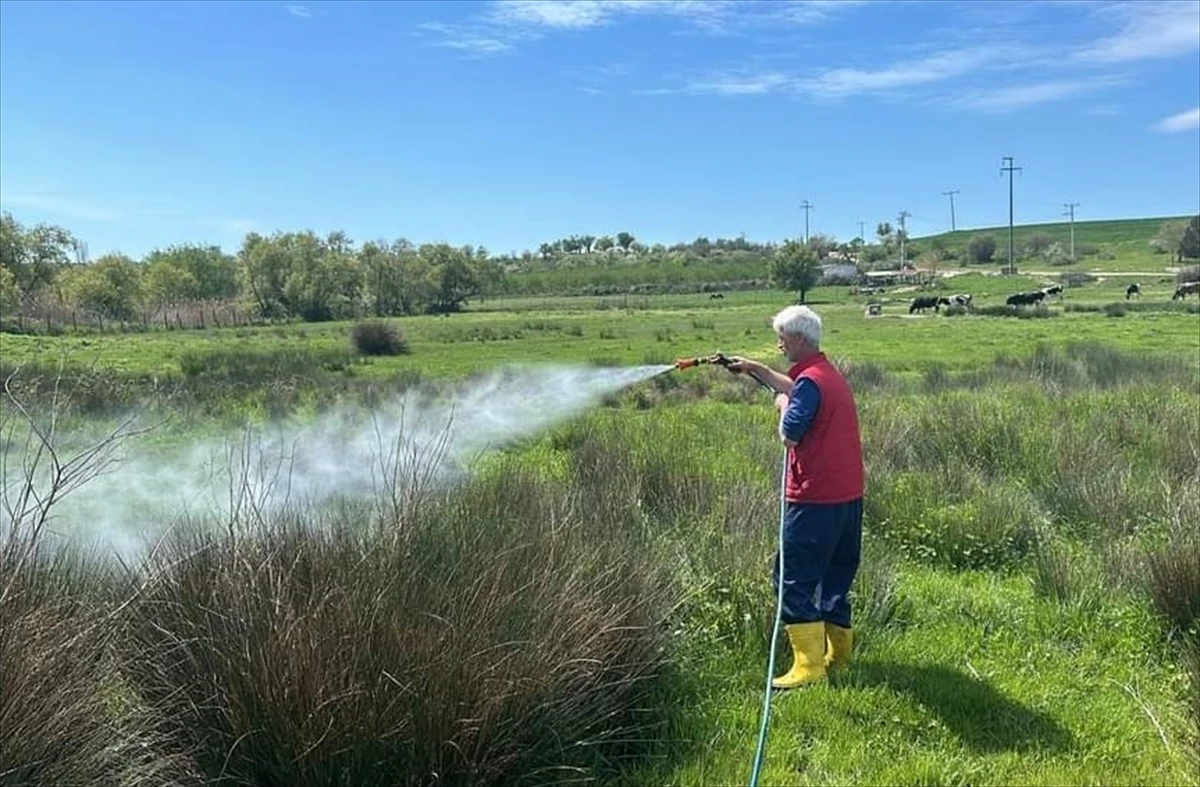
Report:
2,211,1197,324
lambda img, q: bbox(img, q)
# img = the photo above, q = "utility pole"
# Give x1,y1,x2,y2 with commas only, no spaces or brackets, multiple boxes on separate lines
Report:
857,220,866,243
799,200,814,244
1000,156,1022,275
942,189,960,232
898,210,910,268
1064,202,1080,261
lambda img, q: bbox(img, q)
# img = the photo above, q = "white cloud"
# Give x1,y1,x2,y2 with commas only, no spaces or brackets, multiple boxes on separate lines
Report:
0,193,122,222
686,71,794,96
1152,106,1200,132
951,76,1130,113
488,0,740,31
417,22,518,55
286,4,312,18
421,0,865,56
1074,1,1200,62
796,48,1012,98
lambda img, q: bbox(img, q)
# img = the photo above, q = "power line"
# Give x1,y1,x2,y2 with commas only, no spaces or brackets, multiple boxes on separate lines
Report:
897,210,911,267
799,200,814,244
1000,156,1022,275
1064,202,1080,261
942,189,960,232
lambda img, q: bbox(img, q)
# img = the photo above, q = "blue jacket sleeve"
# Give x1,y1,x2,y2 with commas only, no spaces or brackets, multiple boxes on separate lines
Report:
781,377,821,443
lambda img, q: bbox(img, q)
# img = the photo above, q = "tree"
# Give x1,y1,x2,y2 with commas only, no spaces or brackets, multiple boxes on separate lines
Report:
875,222,894,248
0,212,76,300
594,235,614,253
967,234,997,264
615,231,635,252
144,243,238,305
1151,220,1187,258
63,253,143,320
770,240,821,304
806,233,837,260
1179,215,1200,261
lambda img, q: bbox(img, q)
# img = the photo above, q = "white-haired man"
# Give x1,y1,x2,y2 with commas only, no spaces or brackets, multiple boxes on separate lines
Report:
726,304,865,689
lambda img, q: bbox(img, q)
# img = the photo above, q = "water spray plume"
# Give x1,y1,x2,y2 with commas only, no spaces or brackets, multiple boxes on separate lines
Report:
2,363,679,560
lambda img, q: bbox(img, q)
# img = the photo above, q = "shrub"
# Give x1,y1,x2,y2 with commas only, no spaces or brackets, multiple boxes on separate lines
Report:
124,467,672,786
351,319,409,356
1060,271,1097,288
973,304,1058,319
1,539,195,786
1146,531,1200,637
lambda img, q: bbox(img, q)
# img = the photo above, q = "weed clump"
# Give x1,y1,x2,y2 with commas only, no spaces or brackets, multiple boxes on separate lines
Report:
350,319,409,356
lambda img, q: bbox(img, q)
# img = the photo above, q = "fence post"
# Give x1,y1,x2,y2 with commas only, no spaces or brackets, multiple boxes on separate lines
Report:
72,311,77,331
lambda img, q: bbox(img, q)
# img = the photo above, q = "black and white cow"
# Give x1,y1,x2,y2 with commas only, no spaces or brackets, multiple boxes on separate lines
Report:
947,293,973,308
1173,281,1200,300
1041,284,1064,299
1006,291,1047,307
910,296,951,314
1125,283,1140,300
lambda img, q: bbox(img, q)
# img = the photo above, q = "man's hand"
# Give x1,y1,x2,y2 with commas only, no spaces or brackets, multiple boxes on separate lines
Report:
775,393,790,411
724,355,760,376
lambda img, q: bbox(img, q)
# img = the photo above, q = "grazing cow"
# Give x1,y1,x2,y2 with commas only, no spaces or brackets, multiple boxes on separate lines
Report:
947,293,973,308
1125,283,1140,300
1006,291,1047,307
1041,284,1064,299
909,296,950,314
709,292,725,300
1172,281,1200,300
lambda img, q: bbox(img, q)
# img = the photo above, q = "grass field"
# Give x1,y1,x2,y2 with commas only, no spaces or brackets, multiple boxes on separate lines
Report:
2,218,1199,786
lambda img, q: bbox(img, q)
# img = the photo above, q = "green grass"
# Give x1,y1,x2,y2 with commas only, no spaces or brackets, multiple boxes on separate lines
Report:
2,277,1197,385
2,250,1198,785
621,568,1190,787
912,215,1196,274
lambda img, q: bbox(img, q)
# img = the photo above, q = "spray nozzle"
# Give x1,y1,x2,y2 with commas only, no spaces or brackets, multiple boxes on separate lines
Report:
674,353,733,371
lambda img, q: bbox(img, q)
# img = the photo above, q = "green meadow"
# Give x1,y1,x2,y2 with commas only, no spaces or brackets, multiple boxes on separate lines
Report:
2,220,1199,787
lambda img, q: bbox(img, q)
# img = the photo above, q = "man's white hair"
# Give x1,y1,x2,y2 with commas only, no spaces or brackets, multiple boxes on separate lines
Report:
773,304,822,347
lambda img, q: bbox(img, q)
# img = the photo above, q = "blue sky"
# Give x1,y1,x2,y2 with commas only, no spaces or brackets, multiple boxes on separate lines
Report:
1,0,1198,259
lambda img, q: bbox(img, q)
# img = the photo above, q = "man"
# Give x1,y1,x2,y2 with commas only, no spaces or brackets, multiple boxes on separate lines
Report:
725,304,865,689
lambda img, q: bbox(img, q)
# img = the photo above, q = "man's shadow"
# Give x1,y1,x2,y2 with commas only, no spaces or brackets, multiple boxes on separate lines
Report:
841,662,1075,754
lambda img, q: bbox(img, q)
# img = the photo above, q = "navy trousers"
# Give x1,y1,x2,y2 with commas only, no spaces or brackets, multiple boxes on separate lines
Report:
770,498,863,627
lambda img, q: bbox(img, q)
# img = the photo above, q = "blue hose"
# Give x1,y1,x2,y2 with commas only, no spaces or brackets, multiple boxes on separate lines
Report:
748,446,789,787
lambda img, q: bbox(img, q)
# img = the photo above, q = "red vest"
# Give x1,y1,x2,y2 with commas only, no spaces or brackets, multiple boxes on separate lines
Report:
784,353,864,504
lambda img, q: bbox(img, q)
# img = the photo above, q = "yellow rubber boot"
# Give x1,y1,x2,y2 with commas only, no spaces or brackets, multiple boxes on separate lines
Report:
824,623,853,671
772,621,827,689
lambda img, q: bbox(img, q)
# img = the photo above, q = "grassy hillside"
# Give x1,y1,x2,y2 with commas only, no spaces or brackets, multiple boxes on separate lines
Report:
917,215,1193,248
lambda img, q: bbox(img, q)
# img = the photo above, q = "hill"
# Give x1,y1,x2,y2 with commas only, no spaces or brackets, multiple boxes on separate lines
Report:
913,215,1193,250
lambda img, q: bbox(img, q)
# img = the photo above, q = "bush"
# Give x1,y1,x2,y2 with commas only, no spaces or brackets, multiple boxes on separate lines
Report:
1146,532,1200,637
351,319,409,356
967,235,997,264
123,466,672,786
1060,271,1097,288
1,539,195,786
973,304,1058,319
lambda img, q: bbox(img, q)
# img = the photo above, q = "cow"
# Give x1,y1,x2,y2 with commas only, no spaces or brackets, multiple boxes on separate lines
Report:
1172,281,1200,300
1006,291,1047,307
909,296,950,314
1041,284,1064,299
1125,283,1140,300
947,293,973,308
